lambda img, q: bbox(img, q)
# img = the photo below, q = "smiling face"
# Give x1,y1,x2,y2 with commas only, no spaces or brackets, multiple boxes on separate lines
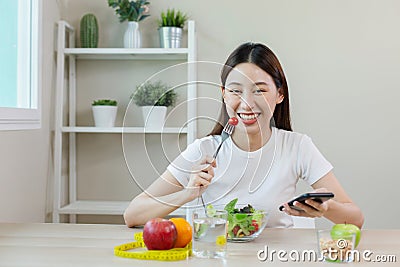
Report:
223,63,284,138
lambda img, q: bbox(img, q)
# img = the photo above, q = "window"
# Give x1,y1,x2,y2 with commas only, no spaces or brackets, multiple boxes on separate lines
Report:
0,0,40,130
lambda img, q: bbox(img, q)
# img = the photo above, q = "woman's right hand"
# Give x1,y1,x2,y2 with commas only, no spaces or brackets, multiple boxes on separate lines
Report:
184,156,216,201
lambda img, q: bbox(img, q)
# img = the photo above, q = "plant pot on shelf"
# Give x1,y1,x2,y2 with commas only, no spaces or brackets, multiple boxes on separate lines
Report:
158,27,182,48
157,8,187,48
124,21,141,48
107,0,150,48
92,106,118,127
92,99,118,127
141,106,167,130
130,81,177,130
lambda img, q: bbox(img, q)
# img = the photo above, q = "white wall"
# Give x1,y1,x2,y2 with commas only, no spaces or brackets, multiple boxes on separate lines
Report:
2,0,398,228
0,0,60,222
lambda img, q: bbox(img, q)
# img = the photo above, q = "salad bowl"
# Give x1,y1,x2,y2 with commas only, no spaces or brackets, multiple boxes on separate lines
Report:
207,199,269,242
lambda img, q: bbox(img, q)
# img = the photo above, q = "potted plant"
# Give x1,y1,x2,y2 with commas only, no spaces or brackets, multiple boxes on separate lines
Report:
130,81,177,130
158,8,188,48
107,0,150,48
92,99,118,127
80,13,99,48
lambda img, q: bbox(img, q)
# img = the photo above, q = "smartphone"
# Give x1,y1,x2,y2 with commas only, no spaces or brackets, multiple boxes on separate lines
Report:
279,192,334,211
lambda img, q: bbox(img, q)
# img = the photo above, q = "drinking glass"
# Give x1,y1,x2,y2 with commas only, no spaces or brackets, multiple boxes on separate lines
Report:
192,208,228,258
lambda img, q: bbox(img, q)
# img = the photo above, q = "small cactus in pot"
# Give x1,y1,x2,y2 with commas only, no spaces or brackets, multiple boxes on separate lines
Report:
80,13,99,48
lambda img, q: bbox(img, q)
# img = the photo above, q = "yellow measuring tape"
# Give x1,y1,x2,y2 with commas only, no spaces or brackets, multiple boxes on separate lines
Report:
114,232,192,261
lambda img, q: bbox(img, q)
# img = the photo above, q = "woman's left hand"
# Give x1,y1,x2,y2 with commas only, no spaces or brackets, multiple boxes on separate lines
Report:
281,188,330,218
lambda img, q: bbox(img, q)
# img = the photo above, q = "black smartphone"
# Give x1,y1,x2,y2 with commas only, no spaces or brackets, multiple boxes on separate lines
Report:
279,192,334,211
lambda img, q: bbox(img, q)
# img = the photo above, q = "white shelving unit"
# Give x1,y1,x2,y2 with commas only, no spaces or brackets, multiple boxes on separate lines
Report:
53,20,197,223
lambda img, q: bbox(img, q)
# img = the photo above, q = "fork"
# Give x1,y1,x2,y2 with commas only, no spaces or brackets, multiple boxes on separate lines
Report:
212,122,235,159
199,121,235,213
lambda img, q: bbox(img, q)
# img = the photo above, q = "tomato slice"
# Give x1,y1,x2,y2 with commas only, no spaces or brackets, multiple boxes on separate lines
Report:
251,219,259,231
228,117,238,126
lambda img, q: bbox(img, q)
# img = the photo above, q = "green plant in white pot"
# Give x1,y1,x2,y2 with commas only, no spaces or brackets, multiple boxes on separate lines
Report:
92,99,118,127
130,81,177,130
107,0,151,48
158,9,188,48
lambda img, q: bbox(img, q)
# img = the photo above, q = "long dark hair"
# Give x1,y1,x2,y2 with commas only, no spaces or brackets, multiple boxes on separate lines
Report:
209,42,292,135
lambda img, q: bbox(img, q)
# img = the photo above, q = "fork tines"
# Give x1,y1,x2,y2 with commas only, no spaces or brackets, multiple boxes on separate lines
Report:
223,123,235,135
212,122,235,159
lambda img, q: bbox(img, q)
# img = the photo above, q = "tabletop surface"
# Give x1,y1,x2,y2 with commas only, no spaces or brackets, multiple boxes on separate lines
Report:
0,223,398,266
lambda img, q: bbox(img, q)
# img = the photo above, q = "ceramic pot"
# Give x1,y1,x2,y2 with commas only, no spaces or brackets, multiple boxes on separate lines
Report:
92,106,117,127
124,21,141,48
141,106,167,130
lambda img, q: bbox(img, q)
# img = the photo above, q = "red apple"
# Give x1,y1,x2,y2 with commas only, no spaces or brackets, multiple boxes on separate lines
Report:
143,218,177,250
330,223,361,248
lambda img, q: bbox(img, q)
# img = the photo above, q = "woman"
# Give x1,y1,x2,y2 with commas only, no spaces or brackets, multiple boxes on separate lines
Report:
124,42,364,228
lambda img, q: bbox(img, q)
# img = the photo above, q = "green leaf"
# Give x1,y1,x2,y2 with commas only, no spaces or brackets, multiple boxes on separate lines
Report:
129,2,138,21
92,99,117,106
234,213,249,222
158,8,187,27
139,14,150,21
131,81,177,107
108,0,151,23
224,198,238,213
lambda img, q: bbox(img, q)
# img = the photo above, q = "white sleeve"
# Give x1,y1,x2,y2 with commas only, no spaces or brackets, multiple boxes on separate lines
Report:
166,138,204,187
297,135,333,185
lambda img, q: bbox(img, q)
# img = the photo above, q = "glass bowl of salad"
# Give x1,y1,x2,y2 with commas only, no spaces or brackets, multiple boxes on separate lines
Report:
207,198,269,242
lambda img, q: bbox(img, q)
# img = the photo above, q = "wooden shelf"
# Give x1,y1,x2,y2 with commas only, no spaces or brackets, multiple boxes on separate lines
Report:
63,48,189,60
61,126,188,134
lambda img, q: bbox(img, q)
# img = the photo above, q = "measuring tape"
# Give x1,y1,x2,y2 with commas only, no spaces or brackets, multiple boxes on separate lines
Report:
114,232,192,261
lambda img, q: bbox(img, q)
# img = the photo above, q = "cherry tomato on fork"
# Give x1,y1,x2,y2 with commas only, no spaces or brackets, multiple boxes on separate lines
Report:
228,117,238,126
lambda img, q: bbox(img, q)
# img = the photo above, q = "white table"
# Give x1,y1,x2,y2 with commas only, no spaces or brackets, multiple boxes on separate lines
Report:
0,223,398,266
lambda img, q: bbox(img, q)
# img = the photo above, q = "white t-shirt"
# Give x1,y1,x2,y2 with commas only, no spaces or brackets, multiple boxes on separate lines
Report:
167,127,333,228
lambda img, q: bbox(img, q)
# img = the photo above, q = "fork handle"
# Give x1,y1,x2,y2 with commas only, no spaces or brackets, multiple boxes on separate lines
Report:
213,131,229,159
212,142,223,159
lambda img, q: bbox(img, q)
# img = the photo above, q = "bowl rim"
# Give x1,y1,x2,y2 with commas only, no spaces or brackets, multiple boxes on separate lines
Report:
206,203,269,214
